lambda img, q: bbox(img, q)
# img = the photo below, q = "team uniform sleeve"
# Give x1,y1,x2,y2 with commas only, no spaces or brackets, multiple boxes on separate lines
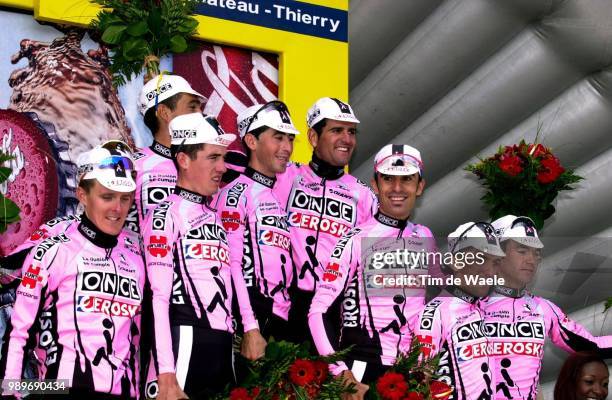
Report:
308,233,359,375
412,299,445,360
4,240,62,382
215,186,259,333
543,298,612,356
143,206,179,375
356,183,377,225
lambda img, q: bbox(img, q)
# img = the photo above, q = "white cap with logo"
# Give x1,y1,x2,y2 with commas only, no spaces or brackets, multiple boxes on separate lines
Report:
491,215,544,249
139,74,206,115
77,143,136,193
236,101,300,138
306,97,360,128
448,222,506,257
374,144,423,176
169,113,236,147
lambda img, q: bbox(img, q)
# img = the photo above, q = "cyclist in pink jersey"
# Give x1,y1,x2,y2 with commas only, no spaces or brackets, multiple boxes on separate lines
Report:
143,113,263,399
413,221,505,400
309,144,433,399
485,215,612,400
126,73,206,233
2,142,145,399
216,101,300,341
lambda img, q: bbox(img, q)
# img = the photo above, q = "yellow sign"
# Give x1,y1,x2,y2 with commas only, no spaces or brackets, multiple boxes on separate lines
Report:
1,0,349,163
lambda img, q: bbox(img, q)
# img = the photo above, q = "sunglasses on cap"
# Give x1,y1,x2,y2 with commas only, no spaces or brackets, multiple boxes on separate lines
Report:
101,139,134,154
450,221,497,253
78,156,136,178
375,153,423,171
510,216,537,230
244,100,292,135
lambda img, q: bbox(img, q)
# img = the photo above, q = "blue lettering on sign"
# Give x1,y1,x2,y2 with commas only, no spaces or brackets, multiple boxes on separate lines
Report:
195,0,348,42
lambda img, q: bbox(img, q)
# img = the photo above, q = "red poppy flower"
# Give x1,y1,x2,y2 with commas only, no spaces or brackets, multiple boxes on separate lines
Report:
288,359,316,386
404,392,424,400
430,380,453,400
498,154,523,176
376,372,408,400
537,156,564,184
313,360,329,384
229,387,252,400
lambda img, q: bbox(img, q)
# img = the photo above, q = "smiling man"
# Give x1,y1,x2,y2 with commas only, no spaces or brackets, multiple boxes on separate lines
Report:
216,101,299,344
484,215,612,400
142,113,257,399
308,144,434,399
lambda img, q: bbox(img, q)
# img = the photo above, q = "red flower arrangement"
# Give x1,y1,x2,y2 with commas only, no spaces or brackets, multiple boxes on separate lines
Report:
466,140,582,229
220,341,353,400
368,337,452,400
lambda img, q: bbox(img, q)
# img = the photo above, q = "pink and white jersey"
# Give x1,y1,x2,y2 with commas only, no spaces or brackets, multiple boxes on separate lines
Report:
143,187,254,375
3,216,145,397
127,141,176,233
414,287,494,400
279,158,377,293
1,215,81,286
484,287,612,400
309,212,432,375
215,167,293,321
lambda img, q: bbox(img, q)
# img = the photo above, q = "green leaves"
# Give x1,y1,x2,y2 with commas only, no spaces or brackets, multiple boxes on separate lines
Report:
90,0,201,86
0,153,20,234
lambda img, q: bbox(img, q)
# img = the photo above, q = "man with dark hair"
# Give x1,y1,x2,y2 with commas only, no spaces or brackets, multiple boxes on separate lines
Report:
127,74,206,232
216,101,299,342
143,113,261,399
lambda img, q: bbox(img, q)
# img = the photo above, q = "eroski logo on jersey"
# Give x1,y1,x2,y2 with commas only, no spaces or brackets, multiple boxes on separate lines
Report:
288,212,349,238
225,182,247,207
146,186,174,206
258,230,290,251
80,271,141,301
33,234,70,261
290,190,355,224
419,299,442,331
184,243,230,263
342,275,359,327
77,296,140,317
186,224,227,243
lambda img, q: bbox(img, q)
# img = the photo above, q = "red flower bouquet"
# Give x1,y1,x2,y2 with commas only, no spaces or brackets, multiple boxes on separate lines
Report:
368,337,452,400
220,340,354,400
466,140,582,229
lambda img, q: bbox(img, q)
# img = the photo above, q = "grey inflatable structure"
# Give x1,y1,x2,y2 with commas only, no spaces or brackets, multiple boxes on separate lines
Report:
349,0,612,397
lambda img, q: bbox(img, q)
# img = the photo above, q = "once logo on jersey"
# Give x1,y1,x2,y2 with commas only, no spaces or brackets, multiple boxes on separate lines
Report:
322,262,341,282
330,228,361,259
258,230,290,251
419,299,442,331
260,215,288,231
146,186,174,206
250,171,274,187
483,321,545,339
342,275,359,328
290,190,355,224
21,264,45,289
456,342,489,361
225,182,247,207
221,211,241,231
456,321,487,343
76,296,140,317
152,202,172,231
33,234,70,261
80,271,141,301
186,224,227,243
288,212,349,238
183,243,230,263
148,235,170,258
